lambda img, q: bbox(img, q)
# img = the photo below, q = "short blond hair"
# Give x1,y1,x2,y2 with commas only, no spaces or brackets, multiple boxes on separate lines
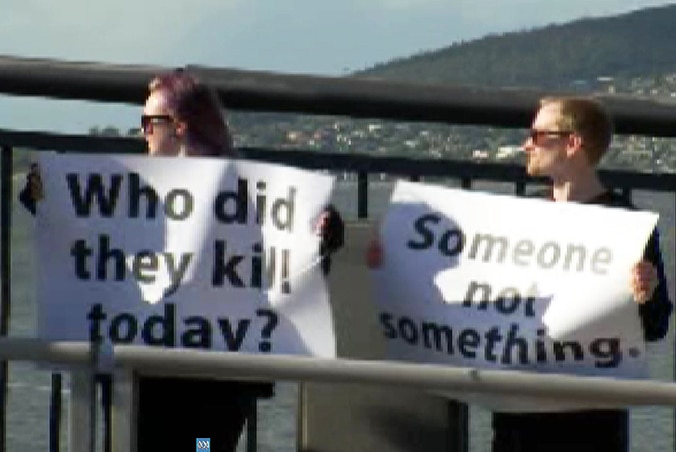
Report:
539,96,613,165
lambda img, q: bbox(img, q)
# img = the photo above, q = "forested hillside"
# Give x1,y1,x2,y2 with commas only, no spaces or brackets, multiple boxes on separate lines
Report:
357,4,676,90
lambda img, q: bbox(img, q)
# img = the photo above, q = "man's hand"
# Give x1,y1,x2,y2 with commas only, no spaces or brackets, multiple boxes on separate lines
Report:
631,260,658,304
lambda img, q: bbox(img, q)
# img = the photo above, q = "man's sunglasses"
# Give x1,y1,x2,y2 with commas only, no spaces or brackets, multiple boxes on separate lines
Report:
141,114,174,134
528,129,573,144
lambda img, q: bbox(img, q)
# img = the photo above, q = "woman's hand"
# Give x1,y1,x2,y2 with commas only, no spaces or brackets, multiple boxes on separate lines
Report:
315,205,344,275
18,163,43,215
315,205,344,253
631,260,658,304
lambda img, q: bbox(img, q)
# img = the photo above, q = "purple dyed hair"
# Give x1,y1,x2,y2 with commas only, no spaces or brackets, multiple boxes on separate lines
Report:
148,68,236,157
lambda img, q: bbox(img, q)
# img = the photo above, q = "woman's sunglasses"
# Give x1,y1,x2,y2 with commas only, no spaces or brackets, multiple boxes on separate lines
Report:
141,114,174,134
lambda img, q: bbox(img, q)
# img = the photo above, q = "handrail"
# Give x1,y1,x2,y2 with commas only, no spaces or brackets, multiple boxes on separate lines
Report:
2,128,675,192
3,55,676,136
1,338,676,408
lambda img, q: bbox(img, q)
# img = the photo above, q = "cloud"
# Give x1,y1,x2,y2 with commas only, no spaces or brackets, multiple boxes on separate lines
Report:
367,0,446,10
1,0,673,73
0,0,241,64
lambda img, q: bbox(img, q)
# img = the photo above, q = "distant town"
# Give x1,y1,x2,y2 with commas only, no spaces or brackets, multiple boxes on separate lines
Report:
89,73,676,174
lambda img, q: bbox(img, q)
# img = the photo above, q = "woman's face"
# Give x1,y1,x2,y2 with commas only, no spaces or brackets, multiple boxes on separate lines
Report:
142,90,181,156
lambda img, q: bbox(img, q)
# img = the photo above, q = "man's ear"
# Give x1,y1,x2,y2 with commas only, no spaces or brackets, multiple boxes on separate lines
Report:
566,133,584,158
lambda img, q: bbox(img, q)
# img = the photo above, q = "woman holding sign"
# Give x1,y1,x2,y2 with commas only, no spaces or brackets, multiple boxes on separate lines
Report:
137,69,257,452
137,69,343,452
21,68,343,452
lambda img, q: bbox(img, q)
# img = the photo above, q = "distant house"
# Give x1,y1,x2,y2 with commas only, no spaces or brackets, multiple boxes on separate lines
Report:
496,145,522,160
472,149,489,161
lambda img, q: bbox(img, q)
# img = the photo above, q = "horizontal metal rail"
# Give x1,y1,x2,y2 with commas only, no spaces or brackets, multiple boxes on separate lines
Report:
2,129,675,193
3,55,676,136
1,338,676,408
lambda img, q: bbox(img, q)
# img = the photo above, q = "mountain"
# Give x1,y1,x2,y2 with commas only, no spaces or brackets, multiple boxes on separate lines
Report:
355,4,676,90
235,5,676,172
68,5,676,172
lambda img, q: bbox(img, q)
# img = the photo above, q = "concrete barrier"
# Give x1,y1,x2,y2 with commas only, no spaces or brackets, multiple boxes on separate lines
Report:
298,221,465,451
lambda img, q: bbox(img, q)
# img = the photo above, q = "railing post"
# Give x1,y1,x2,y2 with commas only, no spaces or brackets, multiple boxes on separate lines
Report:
69,370,94,452
357,171,368,219
515,180,526,196
0,146,12,452
49,374,62,452
448,402,469,452
245,398,258,452
111,369,138,452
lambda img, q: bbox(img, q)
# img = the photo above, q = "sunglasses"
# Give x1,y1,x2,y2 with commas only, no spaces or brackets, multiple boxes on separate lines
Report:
528,129,573,144
141,114,174,134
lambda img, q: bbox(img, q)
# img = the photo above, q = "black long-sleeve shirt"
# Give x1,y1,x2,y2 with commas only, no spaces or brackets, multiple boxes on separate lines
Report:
587,190,672,341
492,189,673,452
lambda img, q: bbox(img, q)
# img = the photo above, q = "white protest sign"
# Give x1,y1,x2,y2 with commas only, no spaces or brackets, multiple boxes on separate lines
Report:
36,153,336,357
371,181,658,409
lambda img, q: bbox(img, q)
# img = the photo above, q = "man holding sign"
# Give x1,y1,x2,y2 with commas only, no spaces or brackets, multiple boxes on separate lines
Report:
368,96,671,452
491,96,671,452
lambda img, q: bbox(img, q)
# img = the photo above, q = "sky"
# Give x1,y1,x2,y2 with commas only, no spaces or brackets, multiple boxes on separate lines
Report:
2,0,674,134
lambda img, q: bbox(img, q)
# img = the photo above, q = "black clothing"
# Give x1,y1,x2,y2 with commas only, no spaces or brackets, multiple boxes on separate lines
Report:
137,378,273,452
492,189,672,452
493,409,628,452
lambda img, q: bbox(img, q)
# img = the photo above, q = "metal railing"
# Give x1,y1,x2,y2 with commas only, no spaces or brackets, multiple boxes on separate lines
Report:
4,338,676,452
2,128,675,219
1,55,675,452
5,338,676,406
